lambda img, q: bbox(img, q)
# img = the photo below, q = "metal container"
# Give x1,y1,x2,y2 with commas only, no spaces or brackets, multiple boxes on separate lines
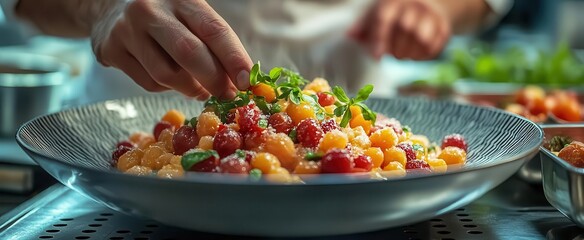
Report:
540,124,584,227
0,52,70,137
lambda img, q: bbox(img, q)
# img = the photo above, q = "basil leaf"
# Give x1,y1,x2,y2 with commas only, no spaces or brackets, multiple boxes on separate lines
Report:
332,86,350,103
340,108,352,127
236,149,246,159
249,168,262,181
269,67,283,81
305,152,323,161
270,103,282,114
258,119,268,128
355,102,376,123
189,117,198,128
289,92,301,105
354,84,374,102
334,105,347,117
402,126,412,133
254,96,270,114
250,62,260,86
181,150,219,170
412,144,424,152
288,129,297,143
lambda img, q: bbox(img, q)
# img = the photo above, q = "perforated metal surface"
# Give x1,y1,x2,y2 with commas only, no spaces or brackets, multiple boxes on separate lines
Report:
0,177,582,240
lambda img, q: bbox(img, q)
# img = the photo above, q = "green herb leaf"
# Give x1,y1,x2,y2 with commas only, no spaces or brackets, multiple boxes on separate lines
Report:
289,91,302,105
288,129,297,143
412,144,424,152
354,102,377,123
305,152,323,161
181,150,219,170
254,96,270,114
334,105,347,117
189,117,198,128
340,109,352,127
402,126,412,133
249,168,262,181
258,119,268,128
354,84,374,102
269,67,283,81
270,103,282,114
250,62,260,86
236,149,246,159
332,86,350,103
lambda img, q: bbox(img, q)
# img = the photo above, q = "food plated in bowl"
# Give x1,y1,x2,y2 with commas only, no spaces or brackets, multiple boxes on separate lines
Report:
540,124,584,227
17,65,543,237
111,64,469,182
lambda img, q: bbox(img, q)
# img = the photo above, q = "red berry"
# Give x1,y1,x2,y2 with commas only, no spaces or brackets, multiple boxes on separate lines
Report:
116,141,135,149
111,145,132,165
243,130,266,150
153,121,173,141
226,111,236,124
219,153,251,174
190,156,220,172
441,134,468,152
268,112,293,134
354,155,373,171
396,142,416,162
213,127,243,158
317,92,335,107
236,104,261,133
173,126,199,155
405,160,431,172
321,149,354,173
296,119,324,148
320,118,339,133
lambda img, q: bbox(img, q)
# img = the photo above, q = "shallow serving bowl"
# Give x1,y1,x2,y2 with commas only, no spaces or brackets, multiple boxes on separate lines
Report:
16,95,543,237
540,124,584,227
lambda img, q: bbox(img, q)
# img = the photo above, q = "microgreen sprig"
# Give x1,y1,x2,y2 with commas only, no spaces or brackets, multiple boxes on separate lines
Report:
331,84,376,127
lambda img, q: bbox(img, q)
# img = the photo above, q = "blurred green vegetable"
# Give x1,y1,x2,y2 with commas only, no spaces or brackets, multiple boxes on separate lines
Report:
429,42,584,86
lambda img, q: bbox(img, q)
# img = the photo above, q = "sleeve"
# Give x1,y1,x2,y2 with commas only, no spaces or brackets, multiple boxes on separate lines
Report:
0,0,20,23
483,0,514,27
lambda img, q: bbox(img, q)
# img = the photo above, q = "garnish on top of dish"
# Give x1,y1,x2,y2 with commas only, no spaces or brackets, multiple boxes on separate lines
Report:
111,63,468,183
546,135,584,168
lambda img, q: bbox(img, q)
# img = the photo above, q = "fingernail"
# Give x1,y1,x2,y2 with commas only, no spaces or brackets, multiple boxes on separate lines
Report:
236,70,250,90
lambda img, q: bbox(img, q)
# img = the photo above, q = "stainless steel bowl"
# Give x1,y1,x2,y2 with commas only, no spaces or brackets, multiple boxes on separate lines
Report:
0,52,70,137
540,124,584,227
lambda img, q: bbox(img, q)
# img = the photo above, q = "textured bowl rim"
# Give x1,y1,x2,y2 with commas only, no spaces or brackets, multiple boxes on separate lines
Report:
16,95,544,186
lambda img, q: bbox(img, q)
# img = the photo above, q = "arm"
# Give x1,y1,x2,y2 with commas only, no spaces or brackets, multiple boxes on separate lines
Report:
15,0,253,99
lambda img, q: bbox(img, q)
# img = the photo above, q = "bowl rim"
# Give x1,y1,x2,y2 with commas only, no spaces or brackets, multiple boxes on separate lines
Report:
15,95,545,186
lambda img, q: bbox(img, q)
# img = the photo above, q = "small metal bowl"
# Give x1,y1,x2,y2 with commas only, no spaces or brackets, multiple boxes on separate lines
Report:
0,51,70,137
540,124,584,227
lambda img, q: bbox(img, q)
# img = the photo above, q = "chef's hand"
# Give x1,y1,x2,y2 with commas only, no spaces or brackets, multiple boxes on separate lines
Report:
349,0,451,61
91,0,252,100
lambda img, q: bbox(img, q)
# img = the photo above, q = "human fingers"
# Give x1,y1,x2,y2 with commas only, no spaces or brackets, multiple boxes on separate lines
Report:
174,0,253,90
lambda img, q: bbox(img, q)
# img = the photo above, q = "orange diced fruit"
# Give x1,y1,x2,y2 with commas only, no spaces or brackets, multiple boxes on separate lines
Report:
252,83,277,103
117,148,144,172
125,165,152,176
438,147,467,165
318,130,348,152
161,109,186,130
286,102,316,125
364,147,384,168
370,127,398,150
383,147,407,168
251,152,281,174
427,158,447,173
293,160,321,174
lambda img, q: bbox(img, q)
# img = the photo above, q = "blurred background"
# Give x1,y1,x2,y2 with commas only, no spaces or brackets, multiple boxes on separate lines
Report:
0,0,583,192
